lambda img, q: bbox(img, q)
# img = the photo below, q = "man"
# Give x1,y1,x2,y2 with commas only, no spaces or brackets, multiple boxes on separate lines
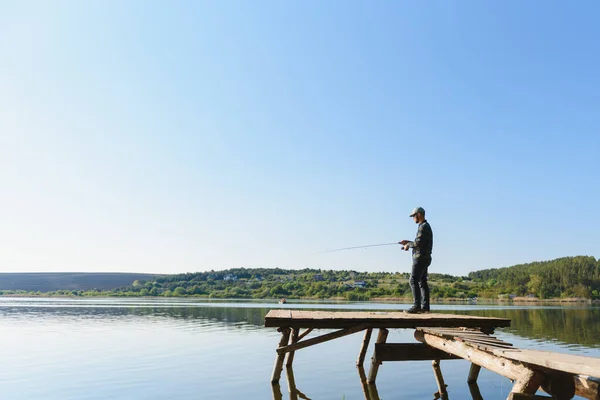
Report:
400,207,433,314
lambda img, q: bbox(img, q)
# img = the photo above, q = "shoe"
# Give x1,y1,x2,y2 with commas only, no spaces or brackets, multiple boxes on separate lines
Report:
405,306,422,314
421,308,430,313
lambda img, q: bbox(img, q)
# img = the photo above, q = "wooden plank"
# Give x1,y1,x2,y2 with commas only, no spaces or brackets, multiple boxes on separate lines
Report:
493,348,600,379
375,343,460,361
264,310,511,330
277,325,366,354
458,338,515,349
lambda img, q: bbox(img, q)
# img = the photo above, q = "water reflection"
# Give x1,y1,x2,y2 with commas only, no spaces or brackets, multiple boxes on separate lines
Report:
273,364,486,400
2,299,600,348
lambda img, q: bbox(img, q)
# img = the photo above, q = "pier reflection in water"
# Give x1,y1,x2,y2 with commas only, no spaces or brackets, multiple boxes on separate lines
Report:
272,364,486,400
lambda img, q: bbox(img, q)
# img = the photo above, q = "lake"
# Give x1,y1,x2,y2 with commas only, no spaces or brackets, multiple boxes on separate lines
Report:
1,298,599,399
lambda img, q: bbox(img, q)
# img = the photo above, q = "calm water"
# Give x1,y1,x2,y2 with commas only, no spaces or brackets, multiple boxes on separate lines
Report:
1,298,599,399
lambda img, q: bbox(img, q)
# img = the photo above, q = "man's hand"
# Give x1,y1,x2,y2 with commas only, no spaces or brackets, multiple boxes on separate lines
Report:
403,244,410,251
400,240,410,245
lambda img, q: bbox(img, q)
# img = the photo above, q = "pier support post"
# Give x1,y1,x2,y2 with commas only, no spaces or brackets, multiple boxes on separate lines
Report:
367,328,389,383
357,328,373,366
286,328,300,367
432,359,448,396
511,368,545,395
468,363,481,384
271,327,291,384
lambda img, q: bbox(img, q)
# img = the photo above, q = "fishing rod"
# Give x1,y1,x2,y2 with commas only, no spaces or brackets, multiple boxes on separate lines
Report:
314,242,400,255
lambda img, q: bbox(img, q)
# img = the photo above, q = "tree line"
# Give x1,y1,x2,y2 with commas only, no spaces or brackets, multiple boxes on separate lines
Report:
1,256,598,300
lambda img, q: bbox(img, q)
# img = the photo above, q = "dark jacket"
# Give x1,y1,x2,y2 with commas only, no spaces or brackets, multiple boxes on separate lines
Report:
409,220,433,260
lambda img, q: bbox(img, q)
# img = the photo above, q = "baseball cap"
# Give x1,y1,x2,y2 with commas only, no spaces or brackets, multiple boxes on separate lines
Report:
409,207,425,217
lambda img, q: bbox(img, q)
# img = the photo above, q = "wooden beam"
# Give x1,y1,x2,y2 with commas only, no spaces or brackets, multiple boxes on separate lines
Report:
375,343,460,362
432,360,448,395
493,348,600,379
271,383,283,400
297,328,313,341
572,375,600,400
286,328,300,367
468,363,481,384
468,382,484,400
511,368,545,395
357,328,373,366
506,394,553,400
271,328,291,384
541,371,575,400
264,310,511,330
415,331,597,399
277,325,366,354
414,330,536,383
367,328,389,383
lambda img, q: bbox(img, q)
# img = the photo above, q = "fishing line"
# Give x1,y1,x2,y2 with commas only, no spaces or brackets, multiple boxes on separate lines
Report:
313,242,399,255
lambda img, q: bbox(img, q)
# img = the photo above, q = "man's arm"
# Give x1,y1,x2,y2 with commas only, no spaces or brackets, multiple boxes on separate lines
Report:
405,224,424,248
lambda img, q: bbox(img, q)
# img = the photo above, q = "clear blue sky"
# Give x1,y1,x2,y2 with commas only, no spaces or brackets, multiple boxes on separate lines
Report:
1,1,598,275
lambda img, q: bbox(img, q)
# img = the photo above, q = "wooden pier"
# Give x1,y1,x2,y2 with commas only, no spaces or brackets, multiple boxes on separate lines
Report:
265,310,600,400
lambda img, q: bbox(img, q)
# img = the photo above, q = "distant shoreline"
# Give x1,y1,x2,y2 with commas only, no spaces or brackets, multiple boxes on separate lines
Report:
1,293,597,304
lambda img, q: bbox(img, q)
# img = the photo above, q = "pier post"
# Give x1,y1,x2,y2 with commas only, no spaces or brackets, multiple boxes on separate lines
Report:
271,327,291,384
432,360,448,396
286,328,300,367
511,368,545,395
357,328,373,366
367,328,389,383
468,363,481,384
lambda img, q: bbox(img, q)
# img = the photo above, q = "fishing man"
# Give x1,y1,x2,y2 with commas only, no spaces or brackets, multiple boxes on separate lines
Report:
400,207,433,313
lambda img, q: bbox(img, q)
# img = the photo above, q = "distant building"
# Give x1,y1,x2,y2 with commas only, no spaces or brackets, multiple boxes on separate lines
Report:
224,274,238,281
353,280,367,288
313,274,324,281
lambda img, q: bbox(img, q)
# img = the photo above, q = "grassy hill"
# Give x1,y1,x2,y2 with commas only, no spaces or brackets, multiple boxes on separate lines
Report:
1,256,598,300
0,272,161,292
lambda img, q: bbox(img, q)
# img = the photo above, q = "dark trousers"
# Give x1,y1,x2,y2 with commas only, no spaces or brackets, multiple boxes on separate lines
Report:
410,257,431,309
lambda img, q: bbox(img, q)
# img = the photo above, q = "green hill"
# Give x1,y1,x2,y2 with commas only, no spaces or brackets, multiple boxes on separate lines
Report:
1,256,598,300
467,256,600,299
0,272,161,292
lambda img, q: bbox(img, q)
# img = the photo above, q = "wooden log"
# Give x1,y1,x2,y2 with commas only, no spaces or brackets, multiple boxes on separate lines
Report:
271,382,283,400
511,368,545,394
286,328,300,367
573,375,600,400
432,360,448,395
468,382,484,400
506,394,553,400
271,328,291,384
375,343,460,361
414,330,537,383
541,371,575,400
468,363,482,384
367,328,389,383
493,348,600,379
357,328,373,366
277,324,367,354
